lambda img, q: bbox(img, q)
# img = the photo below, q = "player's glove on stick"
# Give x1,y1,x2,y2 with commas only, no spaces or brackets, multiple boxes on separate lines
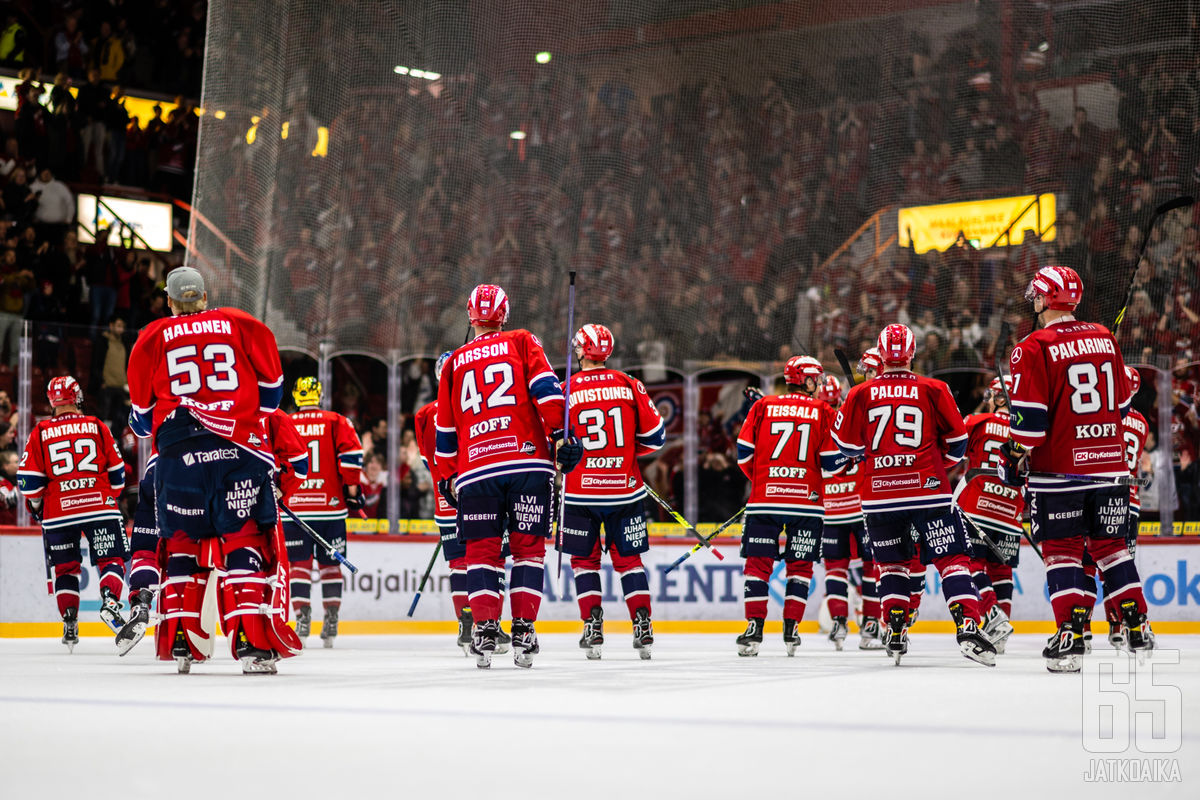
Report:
996,441,1028,488
343,486,364,511
555,436,584,473
438,477,458,509
25,498,42,522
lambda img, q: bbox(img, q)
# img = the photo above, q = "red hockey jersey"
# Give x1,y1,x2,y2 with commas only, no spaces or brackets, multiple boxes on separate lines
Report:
1123,409,1149,513
1009,319,1132,491
415,400,456,529
18,412,126,529
822,459,864,525
435,329,565,490
127,307,284,464
957,410,1024,535
262,408,310,481
564,368,666,506
736,392,840,518
832,371,968,514
282,408,363,521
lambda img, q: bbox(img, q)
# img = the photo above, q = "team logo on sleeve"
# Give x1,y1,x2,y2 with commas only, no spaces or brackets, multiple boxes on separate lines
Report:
1010,349,1021,364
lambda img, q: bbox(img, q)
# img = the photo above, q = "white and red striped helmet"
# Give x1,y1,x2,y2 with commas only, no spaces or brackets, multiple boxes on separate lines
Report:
47,375,83,408
859,347,883,376
574,323,614,361
467,284,510,326
877,324,916,366
987,375,1013,401
1125,365,1140,396
785,355,823,386
818,374,843,406
1024,265,1083,311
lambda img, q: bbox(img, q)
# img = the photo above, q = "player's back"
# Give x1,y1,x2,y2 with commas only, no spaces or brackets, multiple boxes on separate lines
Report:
285,407,362,520
564,367,665,505
128,307,283,458
19,412,125,528
738,392,831,516
959,410,1023,532
1122,409,1149,512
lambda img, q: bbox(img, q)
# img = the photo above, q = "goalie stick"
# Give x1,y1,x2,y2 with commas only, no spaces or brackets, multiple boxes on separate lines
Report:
643,484,726,561
278,500,359,574
664,506,746,573
1112,195,1194,341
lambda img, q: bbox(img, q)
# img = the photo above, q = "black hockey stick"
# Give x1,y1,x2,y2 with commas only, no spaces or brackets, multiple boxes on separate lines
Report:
278,501,359,574
643,484,727,560
664,506,745,573
1112,195,1194,340
406,540,442,617
834,348,860,387
952,503,1013,563
965,466,1148,488
554,270,578,580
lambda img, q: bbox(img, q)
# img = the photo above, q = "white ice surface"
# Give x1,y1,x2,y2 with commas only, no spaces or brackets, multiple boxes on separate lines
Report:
1,633,1197,800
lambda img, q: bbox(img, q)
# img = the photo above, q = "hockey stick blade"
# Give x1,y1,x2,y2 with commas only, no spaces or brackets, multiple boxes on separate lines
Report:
279,501,359,573
664,507,745,573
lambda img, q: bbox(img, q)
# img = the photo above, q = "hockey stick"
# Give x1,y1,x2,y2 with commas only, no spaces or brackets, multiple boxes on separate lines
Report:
554,270,578,580
834,348,860,387
965,466,1147,488
643,484,726,560
406,540,442,617
278,501,359,574
952,502,1015,562
1112,195,1194,340
664,506,745,573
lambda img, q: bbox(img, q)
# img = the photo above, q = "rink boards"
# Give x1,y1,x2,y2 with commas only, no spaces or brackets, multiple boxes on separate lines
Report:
1,526,1198,634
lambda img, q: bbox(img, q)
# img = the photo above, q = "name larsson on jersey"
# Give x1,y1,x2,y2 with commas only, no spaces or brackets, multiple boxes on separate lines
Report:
454,340,510,369
162,317,234,343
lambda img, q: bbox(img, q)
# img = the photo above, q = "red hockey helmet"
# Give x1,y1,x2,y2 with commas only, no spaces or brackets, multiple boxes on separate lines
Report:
818,374,843,406
1024,265,1083,311
987,375,1013,402
859,347,883,376
784,355,823,387
877,324,916,367
1125,365,1141,396
467,284,510,326
574,323,614,362
47,375,83,408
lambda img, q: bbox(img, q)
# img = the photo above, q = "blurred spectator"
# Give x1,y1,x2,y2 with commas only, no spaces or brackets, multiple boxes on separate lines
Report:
0,248,33,366
75,69,108,178
0,451,18,525
30,168,74,234
90,316,130,434
0,392,16,426
54,15,88,78
359,453,386,520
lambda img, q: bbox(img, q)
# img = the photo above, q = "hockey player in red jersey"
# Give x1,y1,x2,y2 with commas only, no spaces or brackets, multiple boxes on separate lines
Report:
416,351,512,656
818,374,882,650
435,284,582,668
734,356,845,656
127,267,296,674
18,376,128,652
956,375,1021,653
1005,266,1153,672
282,377,363,648
561,324,665,660
833,325,996,666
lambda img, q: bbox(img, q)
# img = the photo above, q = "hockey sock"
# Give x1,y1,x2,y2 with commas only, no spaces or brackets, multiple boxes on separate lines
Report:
907,554,925,614
465,538,504,622
97,557,126,602
934,554,981,623
986,564,1014,617
53,561,81,618
742,556,773,620
970,558,997,616
824,557,851,618
289,558,313,609
318,565,343,608
507,532,546,621
612,550,650,619
1092,538,1147,616
861,561,880,619
1081,564,1100,627
877,562,910,624
572,542,603,620
1042,536,1087,625
127,549,161,602
448,556,470,619
783,560,813,621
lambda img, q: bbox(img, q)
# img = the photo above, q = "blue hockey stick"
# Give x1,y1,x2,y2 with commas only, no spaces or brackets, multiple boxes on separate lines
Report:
278,500,359,574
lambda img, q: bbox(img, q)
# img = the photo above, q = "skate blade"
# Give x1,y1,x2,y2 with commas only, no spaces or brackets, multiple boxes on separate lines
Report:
736,644,760,657
115,622,147,657
1045,655,1082,673
473,648,492,668
961,643,997,667
892,652,903,666
176,657,192,674
241,657,278,675
459,643,472,657
859,639,884,651
495,641,511,655
514,652,534,669
584,647,601,660
64,641,76,654
322,637,334,649
638,647,652,661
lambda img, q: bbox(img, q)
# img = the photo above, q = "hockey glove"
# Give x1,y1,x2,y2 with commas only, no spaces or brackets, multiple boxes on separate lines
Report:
743,385,765,403
438,477,458,509
996,441,1028,487
25,497,43,522
343,485,364,511
555,436,584,474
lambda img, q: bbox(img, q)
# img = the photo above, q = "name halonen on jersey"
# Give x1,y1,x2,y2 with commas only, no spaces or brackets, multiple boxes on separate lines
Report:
162,317,234,343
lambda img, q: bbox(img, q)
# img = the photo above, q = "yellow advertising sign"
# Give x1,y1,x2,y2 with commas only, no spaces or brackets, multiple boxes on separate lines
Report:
898,194,1056,254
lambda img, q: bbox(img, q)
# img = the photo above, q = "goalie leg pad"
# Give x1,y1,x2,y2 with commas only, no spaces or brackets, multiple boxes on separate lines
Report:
219,527,300,659
571,539,603,621
154,534,213,662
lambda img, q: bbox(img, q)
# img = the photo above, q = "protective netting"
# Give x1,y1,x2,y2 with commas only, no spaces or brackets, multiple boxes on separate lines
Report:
190,0,1199,378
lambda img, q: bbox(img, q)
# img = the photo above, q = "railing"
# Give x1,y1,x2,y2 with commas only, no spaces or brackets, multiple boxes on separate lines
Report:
817,205,896,274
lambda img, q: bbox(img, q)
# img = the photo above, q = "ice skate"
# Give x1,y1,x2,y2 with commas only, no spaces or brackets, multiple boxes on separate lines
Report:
320,605,339,648
98,588,127,635
457,608,473,656
172,630,194,674
981,605,1013,654
1043,606,1087,673
1120,600,1154,661
61,607,79,654
295,605,312,643
510,618,539,668
471,619,499,668
494,623,511,655
1082,630,1092,654
579,607,604,660
736,618,764,657
827,616,848,651
236,632,278,675
116,589,153,656
1107,622,1126,651
950,603,996,667
632,608,653,660
884,608,908,666
858,617,884,650
783,618,802,656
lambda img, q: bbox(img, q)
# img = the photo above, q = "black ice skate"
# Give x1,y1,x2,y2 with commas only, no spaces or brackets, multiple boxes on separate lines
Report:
949,603,996,667
510,618,539,668
884,608,908,666
236,631,278,675
736,618,764,657
783,618,802,657
471,619,499,668
827,616,848,652
1120,600,1154,659
172,629,194,674
98,588,127,635
295,605,312,643
1043,605,1088,673
61,607,79,653
981,605,1013,655
116,589,153,656
579,607,604,660
457,608,474,656
632,607,653,660
495,623,511,655
320,605,339,648
858,617,884,650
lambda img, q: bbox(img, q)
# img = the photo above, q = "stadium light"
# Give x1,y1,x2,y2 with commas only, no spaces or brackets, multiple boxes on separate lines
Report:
394,65,440,81
509,131,526,140
393,66,410,74
536,51,552,64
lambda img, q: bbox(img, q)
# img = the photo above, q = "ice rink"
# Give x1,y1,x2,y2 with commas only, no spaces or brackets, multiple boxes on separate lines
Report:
1,633,1197,799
